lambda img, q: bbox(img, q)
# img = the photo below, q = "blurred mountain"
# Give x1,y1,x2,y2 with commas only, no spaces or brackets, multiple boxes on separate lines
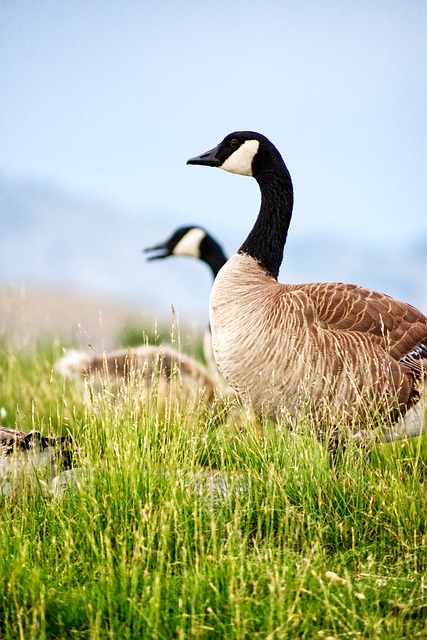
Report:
0,173,216,325
1,173,426,339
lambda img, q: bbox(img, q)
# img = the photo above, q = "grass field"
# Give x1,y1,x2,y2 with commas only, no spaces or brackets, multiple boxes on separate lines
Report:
0,336,426,639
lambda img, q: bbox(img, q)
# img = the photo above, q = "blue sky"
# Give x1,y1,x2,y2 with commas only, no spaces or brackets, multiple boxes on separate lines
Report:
1,0,426,254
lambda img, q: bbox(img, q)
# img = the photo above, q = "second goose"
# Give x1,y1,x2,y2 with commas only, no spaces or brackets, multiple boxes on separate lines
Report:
144,225,228,387
187,131,427,440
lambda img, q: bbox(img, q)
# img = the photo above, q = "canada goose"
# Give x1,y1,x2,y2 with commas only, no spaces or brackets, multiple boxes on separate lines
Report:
55,344,216,409
144,226,229,387
187,131,427,441
0,427,73,497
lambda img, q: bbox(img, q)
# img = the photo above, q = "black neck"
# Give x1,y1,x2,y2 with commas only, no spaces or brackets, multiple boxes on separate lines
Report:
238,162,293,279
200,235,228,277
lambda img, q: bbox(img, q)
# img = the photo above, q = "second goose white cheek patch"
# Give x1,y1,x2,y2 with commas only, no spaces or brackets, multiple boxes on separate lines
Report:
173,227,205,258
221,140,259,176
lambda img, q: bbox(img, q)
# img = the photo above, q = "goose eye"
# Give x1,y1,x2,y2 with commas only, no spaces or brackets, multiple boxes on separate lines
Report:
229,138,240,149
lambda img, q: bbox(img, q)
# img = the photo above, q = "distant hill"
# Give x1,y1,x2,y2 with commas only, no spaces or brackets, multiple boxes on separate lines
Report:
0,173,218,326
1,173,426,347
0,285,147,351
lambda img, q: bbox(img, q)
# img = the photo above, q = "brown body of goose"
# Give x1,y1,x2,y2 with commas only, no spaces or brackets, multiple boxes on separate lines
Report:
55,344,216,408
188,131,427,438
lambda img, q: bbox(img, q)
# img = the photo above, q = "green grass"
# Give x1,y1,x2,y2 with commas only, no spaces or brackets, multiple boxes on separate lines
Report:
118,318,206,364
0,338,426,639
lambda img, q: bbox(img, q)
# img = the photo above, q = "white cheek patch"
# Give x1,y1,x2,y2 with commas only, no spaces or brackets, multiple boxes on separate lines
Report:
173,227,206,258
221,139,259,176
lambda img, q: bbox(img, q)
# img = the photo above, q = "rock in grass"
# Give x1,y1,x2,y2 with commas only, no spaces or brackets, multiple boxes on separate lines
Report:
0,427,74,498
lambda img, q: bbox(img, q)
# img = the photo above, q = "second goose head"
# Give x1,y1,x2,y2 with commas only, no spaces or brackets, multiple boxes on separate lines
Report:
144,225,227,278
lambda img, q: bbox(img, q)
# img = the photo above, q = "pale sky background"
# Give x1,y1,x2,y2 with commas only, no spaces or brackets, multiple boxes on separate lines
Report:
0,1,426,297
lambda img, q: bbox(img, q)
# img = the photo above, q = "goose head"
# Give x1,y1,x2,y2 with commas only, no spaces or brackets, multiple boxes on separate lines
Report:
187,131,284,178
187,131,293,279
144,226,227,277
144,226,207,261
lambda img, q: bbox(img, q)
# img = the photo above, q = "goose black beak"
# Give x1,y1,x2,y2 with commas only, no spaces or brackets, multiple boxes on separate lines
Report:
187,145,221,167
143,243,171,261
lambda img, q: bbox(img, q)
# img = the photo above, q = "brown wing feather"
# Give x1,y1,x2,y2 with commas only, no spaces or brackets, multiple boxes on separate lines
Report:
285,282,427,360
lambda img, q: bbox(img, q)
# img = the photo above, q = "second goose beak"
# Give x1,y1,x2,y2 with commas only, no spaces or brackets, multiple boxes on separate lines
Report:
187,145,221,167
143,242,171,260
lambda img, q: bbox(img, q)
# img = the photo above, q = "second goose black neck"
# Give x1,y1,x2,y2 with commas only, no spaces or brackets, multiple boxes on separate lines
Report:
200,234,227,277
238,150,294,280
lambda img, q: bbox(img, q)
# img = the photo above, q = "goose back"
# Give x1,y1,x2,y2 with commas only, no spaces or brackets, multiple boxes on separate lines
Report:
55,345,216,409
